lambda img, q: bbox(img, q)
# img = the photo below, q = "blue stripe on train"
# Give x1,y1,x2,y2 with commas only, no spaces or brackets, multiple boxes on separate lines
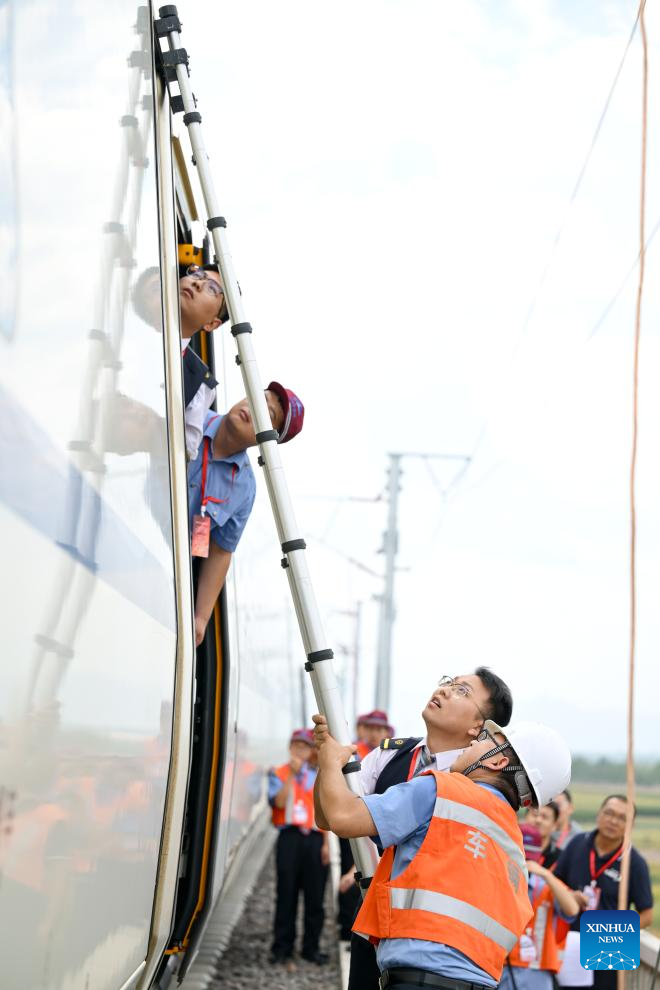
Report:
0,383,177,631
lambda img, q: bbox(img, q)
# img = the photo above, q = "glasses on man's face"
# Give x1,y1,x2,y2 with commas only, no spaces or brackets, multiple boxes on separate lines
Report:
185,265,224,299
600,808,627,825
437,675,488,722
477,727,498,746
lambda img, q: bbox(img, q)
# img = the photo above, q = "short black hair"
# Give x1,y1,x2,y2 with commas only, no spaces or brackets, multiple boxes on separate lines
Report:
561,788,573,803
600,794,637,818
544,800,560,822
474,666,513,727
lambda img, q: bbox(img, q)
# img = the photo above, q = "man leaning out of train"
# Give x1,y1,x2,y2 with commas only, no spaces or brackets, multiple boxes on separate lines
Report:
269,728,330,970
132,263,229,462
188,381,304,645
314,713,572,990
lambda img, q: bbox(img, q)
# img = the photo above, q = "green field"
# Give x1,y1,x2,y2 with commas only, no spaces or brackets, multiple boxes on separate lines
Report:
570,784,660,936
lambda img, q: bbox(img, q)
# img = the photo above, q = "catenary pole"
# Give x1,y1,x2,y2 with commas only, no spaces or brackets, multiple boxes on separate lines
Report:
374,454,401,710
154,6,379,889
374,452,470,712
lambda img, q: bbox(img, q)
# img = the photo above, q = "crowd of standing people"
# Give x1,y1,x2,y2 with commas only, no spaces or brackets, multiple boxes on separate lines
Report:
264,669,654,990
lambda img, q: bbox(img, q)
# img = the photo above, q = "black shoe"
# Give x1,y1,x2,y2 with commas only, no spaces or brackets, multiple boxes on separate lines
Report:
301,951,329,965
269,951,288,965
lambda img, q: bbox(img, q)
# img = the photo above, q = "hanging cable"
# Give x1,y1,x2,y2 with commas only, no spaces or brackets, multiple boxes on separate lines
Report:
449,4,644,500
617,0,647,925
517,7,642,349
588,213,660,341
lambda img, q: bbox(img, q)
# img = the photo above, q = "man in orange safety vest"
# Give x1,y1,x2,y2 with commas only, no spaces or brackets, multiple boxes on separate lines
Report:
268,728,330,969
313,715,571,990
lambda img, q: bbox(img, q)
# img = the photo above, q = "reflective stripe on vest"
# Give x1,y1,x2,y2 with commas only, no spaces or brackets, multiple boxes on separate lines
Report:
390,887,518,952
433,796,527,877
508,879,566,972
352,771,533,981
271,763,316,831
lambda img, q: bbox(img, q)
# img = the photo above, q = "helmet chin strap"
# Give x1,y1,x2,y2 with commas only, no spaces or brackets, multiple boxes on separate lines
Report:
462,743,535,807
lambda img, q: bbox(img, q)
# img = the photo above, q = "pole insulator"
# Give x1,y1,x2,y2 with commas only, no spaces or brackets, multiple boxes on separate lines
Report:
342,762,362,775
230,322,252,337
281,539,306,553
183,111,201,126
207,216,227,230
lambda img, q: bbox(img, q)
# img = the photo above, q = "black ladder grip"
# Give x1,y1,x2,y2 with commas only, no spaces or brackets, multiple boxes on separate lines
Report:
281,539,306,553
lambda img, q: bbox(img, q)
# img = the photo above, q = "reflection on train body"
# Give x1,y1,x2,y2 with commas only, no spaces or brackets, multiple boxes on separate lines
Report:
0,5,177,988
0,3,305,987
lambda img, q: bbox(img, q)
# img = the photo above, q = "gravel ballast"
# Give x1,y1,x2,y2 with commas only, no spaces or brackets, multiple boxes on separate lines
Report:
210,850,340,990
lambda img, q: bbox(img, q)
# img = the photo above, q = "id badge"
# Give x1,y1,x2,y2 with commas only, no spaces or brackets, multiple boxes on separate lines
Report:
583,883,601,911
519,932,538,964
191,514,211,557
292,799,308,826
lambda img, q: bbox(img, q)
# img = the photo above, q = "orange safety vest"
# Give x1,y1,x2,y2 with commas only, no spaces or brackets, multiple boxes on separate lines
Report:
270,764,317,831
355,741,372,761
508,875,571,973
354,771,533,981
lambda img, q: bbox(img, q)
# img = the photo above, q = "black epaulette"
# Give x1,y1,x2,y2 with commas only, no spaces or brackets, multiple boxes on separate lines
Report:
380,736,415,750
375,736,424,800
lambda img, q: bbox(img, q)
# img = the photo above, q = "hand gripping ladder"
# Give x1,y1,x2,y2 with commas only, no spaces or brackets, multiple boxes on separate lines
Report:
154,6,380,892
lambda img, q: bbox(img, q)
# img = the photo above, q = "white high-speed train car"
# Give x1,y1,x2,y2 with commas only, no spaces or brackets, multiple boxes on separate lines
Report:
0,3,303,987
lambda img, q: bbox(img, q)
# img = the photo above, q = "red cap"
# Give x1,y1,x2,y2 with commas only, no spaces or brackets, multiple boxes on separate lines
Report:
356,710,394,734
267,381,305,444
290,728,314,746
520,824,543,863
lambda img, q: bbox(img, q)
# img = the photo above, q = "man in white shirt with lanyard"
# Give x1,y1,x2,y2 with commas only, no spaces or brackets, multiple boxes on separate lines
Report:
314,666,514,990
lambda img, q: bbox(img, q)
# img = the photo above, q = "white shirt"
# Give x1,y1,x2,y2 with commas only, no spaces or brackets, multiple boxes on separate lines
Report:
182,340,216,462
359,736,465,796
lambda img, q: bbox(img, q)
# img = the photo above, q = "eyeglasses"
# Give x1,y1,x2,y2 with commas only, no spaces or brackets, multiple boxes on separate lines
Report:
437,676,488,722
600,808,627,824
185,265,224,300
477,726,499,746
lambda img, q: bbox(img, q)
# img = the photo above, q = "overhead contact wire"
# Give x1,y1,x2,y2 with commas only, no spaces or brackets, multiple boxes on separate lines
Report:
449,6,643,499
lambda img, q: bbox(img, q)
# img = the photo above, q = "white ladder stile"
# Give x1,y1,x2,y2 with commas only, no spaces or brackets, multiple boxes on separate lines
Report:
154,5,380,891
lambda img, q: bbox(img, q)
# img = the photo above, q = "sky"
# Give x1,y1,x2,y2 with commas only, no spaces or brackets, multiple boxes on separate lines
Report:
175,0,660,757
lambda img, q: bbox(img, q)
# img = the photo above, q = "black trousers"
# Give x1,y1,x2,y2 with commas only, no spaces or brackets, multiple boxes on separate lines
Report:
272,827,328,958
348,928,381,990
563,977,616,990
338,837,361,940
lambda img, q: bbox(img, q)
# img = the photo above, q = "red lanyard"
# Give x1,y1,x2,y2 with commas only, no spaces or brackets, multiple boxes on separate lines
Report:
406,745,430,781
589,845,623,882
200,417,237,514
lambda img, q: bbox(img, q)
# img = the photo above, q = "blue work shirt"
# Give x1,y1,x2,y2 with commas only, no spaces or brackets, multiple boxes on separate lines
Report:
187,412,256,552
363,776,508,985
267,762,317,805
268,762,318,831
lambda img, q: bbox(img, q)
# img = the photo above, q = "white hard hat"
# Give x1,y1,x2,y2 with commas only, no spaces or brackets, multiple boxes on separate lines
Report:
485,719,572,808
